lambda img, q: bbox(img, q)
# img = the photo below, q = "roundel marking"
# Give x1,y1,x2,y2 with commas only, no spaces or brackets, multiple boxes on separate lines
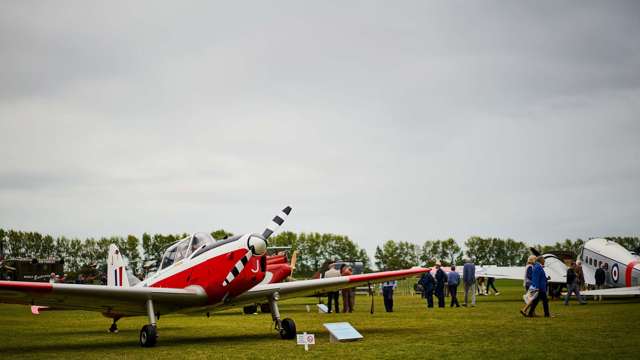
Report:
611,263,619,283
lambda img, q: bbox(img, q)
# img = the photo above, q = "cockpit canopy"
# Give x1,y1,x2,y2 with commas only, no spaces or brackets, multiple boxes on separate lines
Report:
160,232,215,270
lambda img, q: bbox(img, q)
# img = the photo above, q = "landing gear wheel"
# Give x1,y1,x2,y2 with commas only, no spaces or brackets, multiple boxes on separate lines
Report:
243,305,258,314
109,323,118,333
279,318,296,340
260,303,271,313
139,325,157,347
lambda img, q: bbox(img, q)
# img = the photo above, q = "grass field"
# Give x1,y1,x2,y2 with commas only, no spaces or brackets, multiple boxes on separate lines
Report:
0,280,638,359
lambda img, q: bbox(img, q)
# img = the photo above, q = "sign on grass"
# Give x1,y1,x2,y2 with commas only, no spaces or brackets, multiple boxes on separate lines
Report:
296,332,315,351
323,322,363,343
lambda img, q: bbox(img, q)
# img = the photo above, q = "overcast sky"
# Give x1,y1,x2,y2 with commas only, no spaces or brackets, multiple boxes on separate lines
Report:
1,1,639,257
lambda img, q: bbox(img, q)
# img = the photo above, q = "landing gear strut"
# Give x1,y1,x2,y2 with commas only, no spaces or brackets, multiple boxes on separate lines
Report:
268,292,296,340
109,318,119,333
139,299,158,347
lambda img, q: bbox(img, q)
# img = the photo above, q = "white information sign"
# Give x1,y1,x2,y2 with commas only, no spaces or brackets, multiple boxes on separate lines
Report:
323,322,363,343
296,332,315,351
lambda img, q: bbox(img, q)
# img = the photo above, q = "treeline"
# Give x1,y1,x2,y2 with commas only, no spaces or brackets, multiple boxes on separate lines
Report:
268,231,371,276
374,236,640,271
0,228,370,277
1,228,638,275
0,228,233,275
374,237,528,270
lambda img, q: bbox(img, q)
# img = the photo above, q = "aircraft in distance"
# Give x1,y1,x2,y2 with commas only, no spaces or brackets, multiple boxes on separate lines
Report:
476,238,640,296
0,206,427,347
579,238,640,296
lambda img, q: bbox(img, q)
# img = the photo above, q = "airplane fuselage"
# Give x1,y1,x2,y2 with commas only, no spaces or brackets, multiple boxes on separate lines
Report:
580,238,640,288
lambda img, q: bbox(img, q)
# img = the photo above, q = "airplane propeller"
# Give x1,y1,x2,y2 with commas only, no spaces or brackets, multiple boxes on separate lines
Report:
222,206,293,287
262,206,292,240
287,250,298,281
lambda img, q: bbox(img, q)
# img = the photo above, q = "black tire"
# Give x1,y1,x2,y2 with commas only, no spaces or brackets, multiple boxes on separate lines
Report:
279,318,296,340
260,303,271,313
243,305,258,314
109,323,118,333
139,325,157,347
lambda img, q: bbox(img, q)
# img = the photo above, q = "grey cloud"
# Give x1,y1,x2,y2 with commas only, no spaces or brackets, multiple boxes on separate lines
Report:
0,1,639,257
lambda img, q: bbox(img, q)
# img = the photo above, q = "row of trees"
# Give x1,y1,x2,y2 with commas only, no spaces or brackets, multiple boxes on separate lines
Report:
374,236,640,271
373,237,527,270
1,228,638,274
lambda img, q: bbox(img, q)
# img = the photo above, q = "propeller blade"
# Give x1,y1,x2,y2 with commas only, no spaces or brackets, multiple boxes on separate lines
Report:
530,247,541,257
262,206,292,240
287,250,298,281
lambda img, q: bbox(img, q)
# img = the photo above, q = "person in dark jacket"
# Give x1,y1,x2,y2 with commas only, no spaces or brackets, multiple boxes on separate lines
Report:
595,264,606,302
528,256,550,317
382,280,397,312
564,261,586,305
420,269,435,308
434,261,446,308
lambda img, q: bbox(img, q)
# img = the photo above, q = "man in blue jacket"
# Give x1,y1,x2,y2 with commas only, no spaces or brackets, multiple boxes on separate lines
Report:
528,256,550,317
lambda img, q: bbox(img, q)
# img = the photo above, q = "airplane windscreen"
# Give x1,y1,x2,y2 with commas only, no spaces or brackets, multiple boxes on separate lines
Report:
190,232,215,253
160,245,178,269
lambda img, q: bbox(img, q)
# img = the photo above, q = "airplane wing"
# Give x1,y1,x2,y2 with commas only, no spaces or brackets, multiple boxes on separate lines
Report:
581,286,640,296
479,256,567,284
224,267,428,309
481,266,526,280
0,281,208,316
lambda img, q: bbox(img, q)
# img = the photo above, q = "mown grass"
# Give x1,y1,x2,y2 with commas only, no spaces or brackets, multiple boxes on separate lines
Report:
0,280,638,359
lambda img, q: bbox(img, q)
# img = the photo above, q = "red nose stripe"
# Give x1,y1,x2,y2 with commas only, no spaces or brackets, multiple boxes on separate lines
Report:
626,260,638,287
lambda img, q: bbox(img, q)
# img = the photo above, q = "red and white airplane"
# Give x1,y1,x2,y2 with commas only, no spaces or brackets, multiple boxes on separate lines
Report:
0,206,428,347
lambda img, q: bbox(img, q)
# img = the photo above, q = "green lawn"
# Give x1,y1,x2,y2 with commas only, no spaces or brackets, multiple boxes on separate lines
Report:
0,280,638,359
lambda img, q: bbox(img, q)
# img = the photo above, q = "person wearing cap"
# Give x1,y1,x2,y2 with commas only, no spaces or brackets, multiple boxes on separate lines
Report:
434,261,446,308
419,268,435,308
462,258,476,307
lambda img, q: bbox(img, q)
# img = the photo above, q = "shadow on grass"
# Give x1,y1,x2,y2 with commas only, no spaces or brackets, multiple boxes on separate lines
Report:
0,331,288,354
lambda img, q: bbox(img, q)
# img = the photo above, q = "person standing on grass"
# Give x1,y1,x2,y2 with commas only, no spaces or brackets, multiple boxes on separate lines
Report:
448,265,461,307
382,280,397,312
528,256,550,317
324,264,341,313
576,260,586,291
486,277,500,295
564,261,586,305
524,255,536,292
462,258,476,307
595,264,606,302
520,255,537,316
420,269,435,308
341,265,354,313
434,261,446,308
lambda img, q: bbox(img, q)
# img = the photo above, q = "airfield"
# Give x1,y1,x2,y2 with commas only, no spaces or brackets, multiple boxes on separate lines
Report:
0,280,637,359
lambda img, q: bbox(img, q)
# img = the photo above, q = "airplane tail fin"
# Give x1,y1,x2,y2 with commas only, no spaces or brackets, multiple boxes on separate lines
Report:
107,244,131,287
